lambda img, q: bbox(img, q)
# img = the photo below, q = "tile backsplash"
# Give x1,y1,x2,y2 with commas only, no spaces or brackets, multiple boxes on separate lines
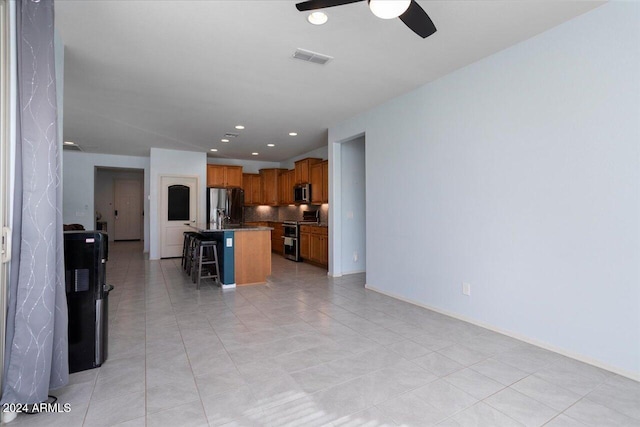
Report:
245,204,328,225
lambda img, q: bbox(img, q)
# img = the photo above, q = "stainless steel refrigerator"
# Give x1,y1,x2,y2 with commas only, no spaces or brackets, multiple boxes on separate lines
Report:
207,188,244,228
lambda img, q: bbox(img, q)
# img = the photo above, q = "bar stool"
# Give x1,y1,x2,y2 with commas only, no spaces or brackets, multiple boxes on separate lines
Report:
182,231,196,271
191,238,220,289
183,232,199,275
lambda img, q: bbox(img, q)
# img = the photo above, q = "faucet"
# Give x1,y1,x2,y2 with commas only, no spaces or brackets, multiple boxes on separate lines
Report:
216,208,226,229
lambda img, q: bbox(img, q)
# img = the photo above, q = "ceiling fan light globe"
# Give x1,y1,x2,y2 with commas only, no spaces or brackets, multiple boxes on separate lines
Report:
368,0,411,19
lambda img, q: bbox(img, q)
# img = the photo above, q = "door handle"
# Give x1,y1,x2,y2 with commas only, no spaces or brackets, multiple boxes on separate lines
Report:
114,210,118,218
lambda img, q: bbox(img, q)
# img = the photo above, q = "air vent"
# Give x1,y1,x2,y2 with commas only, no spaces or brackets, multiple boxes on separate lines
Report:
293,48,333,65
224,133,239,138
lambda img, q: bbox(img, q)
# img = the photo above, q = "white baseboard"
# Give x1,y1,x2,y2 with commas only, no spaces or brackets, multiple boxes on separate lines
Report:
329,270,366,277
341,269,366,275
365,283,640,382
221,283,236,290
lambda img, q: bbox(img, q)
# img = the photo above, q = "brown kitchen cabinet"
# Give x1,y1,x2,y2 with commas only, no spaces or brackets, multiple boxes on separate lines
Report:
260,168,286,206
207,165,243,188
270,222,284,254
278,169,294,205
287,170,295,204
294,158,322,185
310,160,329,204
242,173,262,206
277,169,295,205
301,225,328,268
300,230,310,260
322,160,328,202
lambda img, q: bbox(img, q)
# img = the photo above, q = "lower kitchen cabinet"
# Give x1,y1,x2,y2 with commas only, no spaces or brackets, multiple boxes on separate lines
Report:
270,222,283,254
300,225,328,268
300,231,310,260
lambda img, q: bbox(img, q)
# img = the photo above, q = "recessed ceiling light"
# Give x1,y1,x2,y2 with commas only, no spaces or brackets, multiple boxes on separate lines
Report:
267,144,275,147
221,139,230,143
252,152,259,156
210,149,218,152
308,11,328,25
63,141,75,145
289,132,298,136
235,125,245,130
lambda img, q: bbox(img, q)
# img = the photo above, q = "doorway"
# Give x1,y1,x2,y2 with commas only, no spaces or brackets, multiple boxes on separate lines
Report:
114,179,142,240
339,136,366,276
159,175,198,258
95,167,144,244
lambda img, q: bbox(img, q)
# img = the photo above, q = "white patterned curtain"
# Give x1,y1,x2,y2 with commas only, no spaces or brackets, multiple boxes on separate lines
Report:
1,0,68,404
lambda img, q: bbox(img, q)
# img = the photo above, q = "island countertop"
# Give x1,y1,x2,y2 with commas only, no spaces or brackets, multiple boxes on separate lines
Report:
188,223,273,233
185,224,272,287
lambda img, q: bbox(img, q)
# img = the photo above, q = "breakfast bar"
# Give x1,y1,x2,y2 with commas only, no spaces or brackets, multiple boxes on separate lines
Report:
188,224,272,288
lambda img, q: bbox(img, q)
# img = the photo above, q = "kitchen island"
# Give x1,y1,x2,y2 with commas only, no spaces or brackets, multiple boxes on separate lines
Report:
188,224,272,288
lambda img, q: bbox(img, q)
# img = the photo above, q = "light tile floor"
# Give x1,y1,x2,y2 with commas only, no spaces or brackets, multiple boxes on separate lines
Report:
10,242,640,427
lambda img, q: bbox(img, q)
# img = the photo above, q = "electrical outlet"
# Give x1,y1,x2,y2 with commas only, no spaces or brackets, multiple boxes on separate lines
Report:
462,282,471,296
353,251,358,262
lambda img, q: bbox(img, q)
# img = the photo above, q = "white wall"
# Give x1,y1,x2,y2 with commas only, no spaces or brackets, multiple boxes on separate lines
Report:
329,2,639,378
340,136,366,274
149,148,206,259
62,151,150,252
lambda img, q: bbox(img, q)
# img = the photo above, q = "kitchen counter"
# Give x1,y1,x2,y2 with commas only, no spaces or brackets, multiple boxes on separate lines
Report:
186,224,272,287
189,223,272,233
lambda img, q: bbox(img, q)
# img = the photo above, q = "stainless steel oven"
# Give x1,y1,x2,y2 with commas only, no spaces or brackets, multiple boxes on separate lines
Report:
282,222,299,261
282,211,320,262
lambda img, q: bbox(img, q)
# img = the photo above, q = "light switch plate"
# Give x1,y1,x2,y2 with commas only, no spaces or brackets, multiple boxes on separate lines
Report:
226,238,233,247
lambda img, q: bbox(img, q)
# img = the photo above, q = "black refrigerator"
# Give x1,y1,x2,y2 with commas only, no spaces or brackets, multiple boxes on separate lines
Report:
64,231,113,373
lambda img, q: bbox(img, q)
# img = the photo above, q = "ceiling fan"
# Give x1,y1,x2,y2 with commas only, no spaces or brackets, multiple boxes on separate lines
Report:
295,0,437,39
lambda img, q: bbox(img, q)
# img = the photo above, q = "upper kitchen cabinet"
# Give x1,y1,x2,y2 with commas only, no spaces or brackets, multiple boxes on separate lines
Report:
242,173,262,206
278,169,295,205
260,168,286,206
294,158,322,185
322,161,328,202
310,160,329,204
207,165,243,188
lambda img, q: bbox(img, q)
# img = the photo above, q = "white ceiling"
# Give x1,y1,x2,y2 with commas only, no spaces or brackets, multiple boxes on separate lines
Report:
55,0,604,162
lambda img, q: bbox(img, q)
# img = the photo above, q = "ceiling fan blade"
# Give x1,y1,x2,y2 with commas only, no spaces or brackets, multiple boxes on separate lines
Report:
399,0,437,38
296,0,364,12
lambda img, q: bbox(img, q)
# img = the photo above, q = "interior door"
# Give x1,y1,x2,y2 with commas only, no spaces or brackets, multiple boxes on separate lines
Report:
113,179,142,240
160,176,197,258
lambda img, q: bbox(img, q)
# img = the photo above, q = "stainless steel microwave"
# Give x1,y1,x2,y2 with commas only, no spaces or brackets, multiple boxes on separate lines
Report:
294,183,311,204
